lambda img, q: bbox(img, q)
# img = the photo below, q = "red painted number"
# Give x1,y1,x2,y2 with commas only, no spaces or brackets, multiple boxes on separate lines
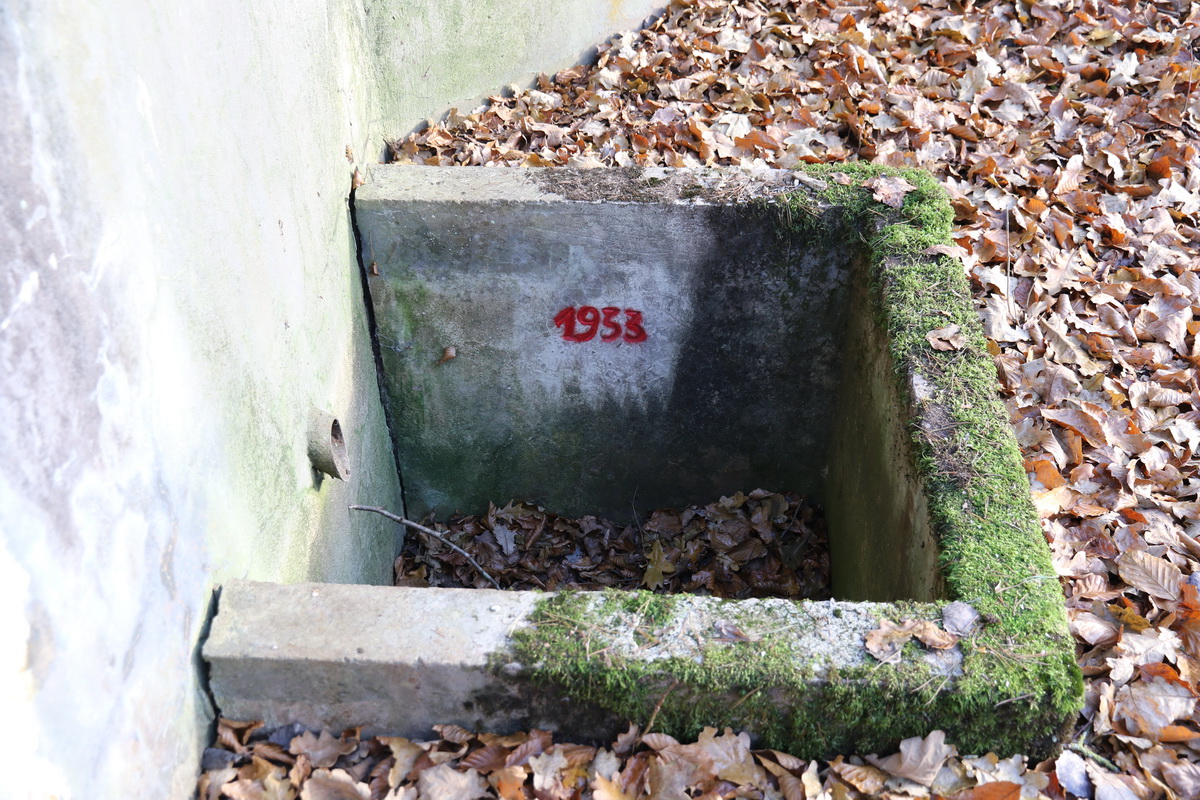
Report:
622,309,647,343
554,306,647,343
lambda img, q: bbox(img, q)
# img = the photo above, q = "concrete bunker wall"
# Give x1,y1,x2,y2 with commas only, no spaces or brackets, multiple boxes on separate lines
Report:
253,163,1080,759
3,3,662,798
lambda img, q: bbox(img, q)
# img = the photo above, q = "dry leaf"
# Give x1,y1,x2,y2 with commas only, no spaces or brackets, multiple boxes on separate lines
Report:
942,602,980,637
489,766,528,800
949,782,1022,800
866,730,955,786
829,756,888,793
299,770,370,800
1054,750,1091,797
591,772,638,800
912,620,959,649
928,324,967,351
865,619,918,663
1116,550,1182,603
863,175,918,208
415,763,490,800
1114,675,1198,738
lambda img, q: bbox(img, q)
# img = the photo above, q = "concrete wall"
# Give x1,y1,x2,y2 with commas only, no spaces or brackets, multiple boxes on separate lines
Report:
0,1,658,798
825,252,943,602
358,167,852,520
367,0,664,141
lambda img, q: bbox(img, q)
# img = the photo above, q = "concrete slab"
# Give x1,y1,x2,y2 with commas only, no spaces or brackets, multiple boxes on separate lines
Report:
205,580,955,746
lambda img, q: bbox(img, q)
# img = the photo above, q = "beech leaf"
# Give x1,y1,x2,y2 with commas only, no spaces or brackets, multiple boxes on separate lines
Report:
863,175,918,208
1116,550,1182,603
415,763,490,800
866,730,955,786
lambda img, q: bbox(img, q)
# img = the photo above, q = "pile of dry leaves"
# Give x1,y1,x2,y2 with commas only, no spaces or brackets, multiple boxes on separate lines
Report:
382,0,1200,794
395,491,830,600
202,718,1112,800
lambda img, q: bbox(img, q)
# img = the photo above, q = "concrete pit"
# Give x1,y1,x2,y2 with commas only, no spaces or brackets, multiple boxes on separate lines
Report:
205,165,1081,758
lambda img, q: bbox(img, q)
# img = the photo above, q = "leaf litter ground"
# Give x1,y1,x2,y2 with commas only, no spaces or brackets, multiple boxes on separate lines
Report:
200,0,1200,796
394,491,831,600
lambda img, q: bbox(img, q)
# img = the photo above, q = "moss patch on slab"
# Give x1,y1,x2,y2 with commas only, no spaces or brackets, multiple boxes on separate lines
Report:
503,165,1081,759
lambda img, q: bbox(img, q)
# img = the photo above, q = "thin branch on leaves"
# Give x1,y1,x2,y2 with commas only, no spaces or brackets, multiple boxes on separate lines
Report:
350,504,502,590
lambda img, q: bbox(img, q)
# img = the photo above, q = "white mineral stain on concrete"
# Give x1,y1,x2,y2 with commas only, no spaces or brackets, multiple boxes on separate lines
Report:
512,259,692,410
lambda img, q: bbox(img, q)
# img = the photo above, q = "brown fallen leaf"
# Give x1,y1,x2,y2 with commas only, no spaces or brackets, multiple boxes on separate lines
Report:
866,730,955,786
862,174,918,208
415,763,490,800
299,769,370,800
1114,675,1198,738
927,324,967,351
219,719,265,754
950,781,1022,800
828,756,888,793
912,620,959,649
1116,550,1182,603
865,618,918,663
591,772,638,800
290,730,358,770
641,540,675,590
924,244,970,259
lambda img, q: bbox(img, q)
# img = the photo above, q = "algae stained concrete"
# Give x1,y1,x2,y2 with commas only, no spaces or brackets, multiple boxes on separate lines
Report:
357,166,852,520
0,2,657,798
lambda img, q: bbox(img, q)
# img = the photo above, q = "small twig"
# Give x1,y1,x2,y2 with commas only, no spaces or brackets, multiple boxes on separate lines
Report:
925,674,953,705
350,505,502,590
729,686,763,710
631,486,646,539
993,574,1053,594
645,681,679,733
994,692,1034,708
1069,742,1120,773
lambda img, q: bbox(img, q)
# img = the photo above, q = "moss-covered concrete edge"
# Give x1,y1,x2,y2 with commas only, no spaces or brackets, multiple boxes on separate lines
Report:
501,164,1082,759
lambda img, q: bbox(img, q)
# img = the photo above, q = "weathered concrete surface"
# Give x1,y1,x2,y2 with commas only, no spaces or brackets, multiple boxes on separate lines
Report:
357,167,853,520
206,580,950,741
1,4,660,798
206,581,546,736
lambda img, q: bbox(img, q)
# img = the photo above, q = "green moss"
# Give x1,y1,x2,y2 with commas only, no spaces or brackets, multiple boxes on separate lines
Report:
786,164,1081,752
509,589,1076,758
499,166,1082,760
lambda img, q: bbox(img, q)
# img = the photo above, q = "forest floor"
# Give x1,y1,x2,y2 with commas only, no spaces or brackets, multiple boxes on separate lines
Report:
200,0,1200,797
